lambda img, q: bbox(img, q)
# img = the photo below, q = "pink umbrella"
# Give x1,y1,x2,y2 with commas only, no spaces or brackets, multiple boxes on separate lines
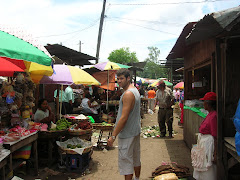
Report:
174,82,184,89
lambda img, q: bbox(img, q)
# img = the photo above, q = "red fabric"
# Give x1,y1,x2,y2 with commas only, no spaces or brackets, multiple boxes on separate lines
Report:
180,102,184,124
200,92,216,101
148,90,156,99
0,57,25,76
199,111,217,138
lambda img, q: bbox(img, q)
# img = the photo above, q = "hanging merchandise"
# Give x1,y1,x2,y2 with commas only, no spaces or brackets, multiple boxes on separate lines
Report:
0,72,36,128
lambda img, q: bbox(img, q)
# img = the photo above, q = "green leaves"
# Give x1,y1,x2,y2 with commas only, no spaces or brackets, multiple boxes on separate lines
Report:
108,47,139,64
139,46,168,79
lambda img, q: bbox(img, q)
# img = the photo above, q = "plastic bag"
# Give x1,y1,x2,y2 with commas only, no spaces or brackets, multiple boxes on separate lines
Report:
154,173,178,180
148,109,154,115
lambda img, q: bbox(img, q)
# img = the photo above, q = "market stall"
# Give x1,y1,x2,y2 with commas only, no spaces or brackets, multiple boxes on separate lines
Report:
0,145,10,180
166,6,240,179
0,73,40,178
3,131,38,175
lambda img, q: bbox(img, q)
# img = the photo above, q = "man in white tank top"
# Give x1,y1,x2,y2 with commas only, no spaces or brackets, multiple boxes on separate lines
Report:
107,69,141,180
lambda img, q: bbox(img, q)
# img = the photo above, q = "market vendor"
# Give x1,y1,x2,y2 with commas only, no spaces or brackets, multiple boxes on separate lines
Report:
81,93,100,122
34,98,55,124
192,92,217,180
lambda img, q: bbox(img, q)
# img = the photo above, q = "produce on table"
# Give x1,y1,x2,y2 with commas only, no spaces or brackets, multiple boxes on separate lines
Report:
40,124,48,131
28,121,41,130
4,132,21,142
9,126,31,137
0,131,6,137
101,122,113,126
73,121,92,130
51,118,71,131
67,143,82,149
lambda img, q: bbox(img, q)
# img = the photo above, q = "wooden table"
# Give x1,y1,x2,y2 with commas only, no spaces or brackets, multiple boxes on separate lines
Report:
224,137,240,168
101,101,119,122
0,151,10,180
3,132,38,176
38,130,67,167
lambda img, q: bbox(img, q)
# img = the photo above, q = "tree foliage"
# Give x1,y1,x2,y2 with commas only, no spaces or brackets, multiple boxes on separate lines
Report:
139,46,168,79
108,47,139,64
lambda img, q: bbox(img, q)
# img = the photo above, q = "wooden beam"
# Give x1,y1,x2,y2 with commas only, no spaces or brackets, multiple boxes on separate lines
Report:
216,38,226,180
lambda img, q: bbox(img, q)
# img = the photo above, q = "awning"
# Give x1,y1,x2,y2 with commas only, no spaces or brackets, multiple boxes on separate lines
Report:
45,44,96,66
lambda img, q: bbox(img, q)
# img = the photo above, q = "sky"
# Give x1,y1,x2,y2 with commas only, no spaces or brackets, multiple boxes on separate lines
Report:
0,0,239,64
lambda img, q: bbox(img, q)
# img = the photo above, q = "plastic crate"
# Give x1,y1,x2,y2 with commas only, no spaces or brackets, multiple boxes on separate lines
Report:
65,151,90,173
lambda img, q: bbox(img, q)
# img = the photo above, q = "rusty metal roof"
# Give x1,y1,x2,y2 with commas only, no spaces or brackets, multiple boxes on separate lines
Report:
186,6,240,44
45,44,96,66
166,22,196,60
166,6,240,60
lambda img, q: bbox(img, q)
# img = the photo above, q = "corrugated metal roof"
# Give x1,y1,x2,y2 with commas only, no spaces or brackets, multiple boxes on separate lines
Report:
45,44,96,66
166,6,240,60
186,6,240,44
166,22,196,60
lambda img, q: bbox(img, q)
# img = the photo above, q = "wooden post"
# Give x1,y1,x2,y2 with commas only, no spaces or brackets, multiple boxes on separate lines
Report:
216,38,226,179
96,0,106,62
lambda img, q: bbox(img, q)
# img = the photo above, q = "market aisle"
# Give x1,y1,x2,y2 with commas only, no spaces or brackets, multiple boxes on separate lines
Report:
81,109,192,180
18,109,192,180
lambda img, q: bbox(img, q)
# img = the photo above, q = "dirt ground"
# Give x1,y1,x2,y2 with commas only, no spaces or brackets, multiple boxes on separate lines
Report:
16,108,192,180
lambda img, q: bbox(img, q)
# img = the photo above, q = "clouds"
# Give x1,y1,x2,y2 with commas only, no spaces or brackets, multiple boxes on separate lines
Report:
0,0,239,63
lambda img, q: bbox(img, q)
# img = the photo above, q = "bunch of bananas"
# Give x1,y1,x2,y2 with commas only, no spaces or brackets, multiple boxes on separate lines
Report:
56,118,71,130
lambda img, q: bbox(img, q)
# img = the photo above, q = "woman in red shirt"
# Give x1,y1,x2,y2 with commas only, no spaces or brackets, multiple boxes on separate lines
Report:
193,92,217,180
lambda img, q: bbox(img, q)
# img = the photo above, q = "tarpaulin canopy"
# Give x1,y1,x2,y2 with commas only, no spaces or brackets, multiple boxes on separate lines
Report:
92,71,116,91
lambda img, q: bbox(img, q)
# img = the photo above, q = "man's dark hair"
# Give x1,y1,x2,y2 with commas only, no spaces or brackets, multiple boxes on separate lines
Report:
38,98,47,108
116,69,131,79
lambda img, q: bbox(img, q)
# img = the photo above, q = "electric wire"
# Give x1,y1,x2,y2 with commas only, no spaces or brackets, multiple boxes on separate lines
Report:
36,18,100,38
106,18,178,35
108,16,185,26
61,17,101,44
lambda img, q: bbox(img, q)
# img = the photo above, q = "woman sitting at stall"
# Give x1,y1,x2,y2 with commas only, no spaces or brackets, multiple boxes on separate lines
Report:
34,98,55,124
192,92,217,180
81,93,100,122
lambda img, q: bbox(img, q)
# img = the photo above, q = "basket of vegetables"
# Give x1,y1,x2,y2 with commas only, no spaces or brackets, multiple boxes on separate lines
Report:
57,137,92,155
68,121,93,135
39,118,71,138
92,122,114,131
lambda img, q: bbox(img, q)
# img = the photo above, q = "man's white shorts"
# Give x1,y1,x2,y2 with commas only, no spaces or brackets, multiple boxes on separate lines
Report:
118,134,141,175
